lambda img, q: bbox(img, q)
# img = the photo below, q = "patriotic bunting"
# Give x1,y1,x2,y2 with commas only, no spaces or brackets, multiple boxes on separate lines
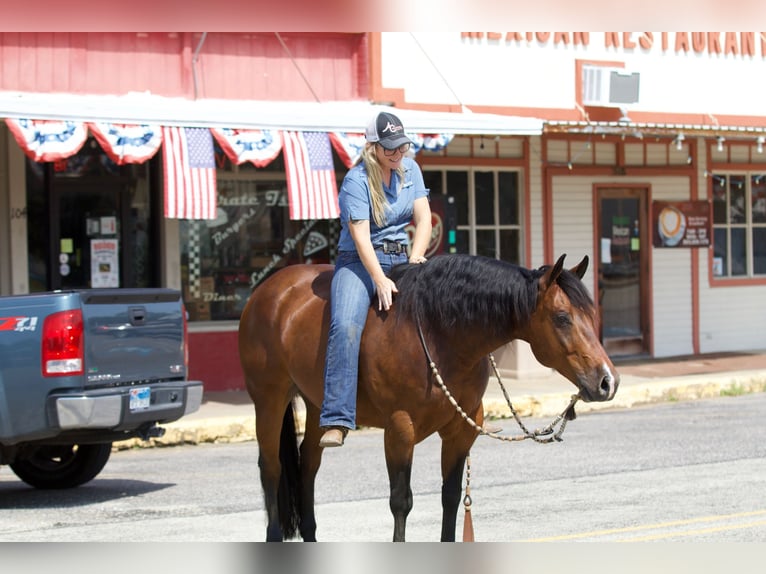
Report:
408,133,455,154
5,118,88,162
162,126,218,220
211,128,283,167
6,117,453,223
88,122,163,165
328,131,367,168
329,131,455,168
282,131,340,221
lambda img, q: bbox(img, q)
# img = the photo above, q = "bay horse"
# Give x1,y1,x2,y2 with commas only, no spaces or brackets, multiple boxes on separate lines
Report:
238,253,619,542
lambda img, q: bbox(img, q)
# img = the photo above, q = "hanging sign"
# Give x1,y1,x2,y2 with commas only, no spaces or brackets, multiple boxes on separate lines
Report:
652,200,711,248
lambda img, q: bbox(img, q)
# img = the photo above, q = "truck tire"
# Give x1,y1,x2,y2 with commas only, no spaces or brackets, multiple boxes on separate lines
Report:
9,443,112,489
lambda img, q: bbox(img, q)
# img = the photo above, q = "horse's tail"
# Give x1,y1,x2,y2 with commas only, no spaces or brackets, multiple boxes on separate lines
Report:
277,403,302,539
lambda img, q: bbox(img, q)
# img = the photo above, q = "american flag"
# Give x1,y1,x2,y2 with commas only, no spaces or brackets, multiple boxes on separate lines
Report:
282,131,339,220
162,126,217,220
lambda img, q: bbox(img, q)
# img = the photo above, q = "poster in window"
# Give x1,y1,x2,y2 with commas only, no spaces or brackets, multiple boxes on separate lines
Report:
91,238,120,287
652,200,711,248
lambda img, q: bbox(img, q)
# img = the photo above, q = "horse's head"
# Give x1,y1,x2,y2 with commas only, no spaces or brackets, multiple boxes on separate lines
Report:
527,254,619,402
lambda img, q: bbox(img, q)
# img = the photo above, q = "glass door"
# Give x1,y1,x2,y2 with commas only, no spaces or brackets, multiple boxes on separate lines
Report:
54,181,122,290
597,187,649,356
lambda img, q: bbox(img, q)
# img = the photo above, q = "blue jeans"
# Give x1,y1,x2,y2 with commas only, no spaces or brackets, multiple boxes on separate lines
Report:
320,249,408,430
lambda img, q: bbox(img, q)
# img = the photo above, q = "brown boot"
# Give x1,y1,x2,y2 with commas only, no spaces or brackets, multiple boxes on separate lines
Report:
319,427,348,448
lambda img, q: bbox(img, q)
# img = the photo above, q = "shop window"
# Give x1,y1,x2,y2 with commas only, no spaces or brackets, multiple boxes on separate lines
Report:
423,168,522,263
712,172,766,277
180,179,333,322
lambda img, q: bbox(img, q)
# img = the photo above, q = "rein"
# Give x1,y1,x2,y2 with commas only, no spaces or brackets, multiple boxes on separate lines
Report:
416,318,580,444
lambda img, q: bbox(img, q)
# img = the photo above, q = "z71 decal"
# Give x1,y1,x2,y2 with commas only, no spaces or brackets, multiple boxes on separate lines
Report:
0,316,39,332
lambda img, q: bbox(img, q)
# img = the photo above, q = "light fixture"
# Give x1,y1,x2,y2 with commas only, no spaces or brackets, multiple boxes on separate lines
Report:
757,136,765,154
675,133,685,151
716,136,725,152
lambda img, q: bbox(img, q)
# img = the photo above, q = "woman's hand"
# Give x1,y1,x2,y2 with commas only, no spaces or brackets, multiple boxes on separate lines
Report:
409,255,427,264
375,276,398,311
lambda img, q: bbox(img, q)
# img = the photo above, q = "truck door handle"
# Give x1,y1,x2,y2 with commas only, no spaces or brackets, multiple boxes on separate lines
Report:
129,306,147,326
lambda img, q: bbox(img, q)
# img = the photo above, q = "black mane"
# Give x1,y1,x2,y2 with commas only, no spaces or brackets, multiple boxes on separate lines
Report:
388,254,593,337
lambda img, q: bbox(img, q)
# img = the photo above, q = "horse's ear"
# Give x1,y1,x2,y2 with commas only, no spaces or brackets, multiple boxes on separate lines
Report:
540,254,566,290
570,255,589,280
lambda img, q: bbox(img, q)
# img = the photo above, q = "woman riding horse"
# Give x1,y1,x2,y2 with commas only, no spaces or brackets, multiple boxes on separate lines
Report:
238,252,619,541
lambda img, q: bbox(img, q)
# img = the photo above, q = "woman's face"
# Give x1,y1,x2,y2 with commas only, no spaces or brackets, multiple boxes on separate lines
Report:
374,143,409,170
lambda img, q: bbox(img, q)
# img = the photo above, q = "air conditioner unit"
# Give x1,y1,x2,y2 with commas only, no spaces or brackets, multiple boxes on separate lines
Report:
582,65,640,107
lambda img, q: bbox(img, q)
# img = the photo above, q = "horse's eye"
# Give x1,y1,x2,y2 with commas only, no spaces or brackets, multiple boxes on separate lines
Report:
554,312,572,328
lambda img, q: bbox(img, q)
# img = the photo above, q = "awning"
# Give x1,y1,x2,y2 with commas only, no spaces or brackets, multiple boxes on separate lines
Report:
545,120,766,139
0,91,544,136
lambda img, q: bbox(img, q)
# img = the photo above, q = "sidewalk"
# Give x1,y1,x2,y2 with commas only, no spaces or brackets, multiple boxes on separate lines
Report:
115,350,766,449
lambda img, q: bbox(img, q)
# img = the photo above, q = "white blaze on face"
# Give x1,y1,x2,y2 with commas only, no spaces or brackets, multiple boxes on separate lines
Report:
601,362,617,399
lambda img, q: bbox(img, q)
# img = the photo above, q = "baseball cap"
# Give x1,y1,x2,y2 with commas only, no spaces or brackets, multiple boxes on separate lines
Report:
365,111,412,150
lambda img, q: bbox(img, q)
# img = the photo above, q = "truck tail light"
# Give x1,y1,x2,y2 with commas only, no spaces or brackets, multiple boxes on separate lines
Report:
42,309,84,376
182,303,189,374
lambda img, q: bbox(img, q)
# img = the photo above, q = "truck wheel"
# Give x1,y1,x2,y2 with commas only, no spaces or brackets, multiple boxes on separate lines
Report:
9,444,112,489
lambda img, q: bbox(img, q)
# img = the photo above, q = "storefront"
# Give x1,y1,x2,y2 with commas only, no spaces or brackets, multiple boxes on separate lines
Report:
3,32,766,393
0,33,544,392
373,32,766,364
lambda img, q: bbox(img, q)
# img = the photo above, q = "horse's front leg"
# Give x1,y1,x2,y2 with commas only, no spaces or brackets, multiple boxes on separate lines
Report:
384,410,416,542
438,407,481,542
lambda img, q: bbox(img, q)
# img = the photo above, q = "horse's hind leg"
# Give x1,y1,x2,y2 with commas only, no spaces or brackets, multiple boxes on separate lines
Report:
297,400,324,541
384,411,416,542
252,383,297,542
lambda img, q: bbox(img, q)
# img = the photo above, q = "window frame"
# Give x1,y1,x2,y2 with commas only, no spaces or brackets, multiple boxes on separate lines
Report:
710,169,766,284
423,166,524,264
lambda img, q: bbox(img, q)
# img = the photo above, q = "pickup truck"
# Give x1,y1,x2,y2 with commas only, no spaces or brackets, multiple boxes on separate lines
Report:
0,288,203,489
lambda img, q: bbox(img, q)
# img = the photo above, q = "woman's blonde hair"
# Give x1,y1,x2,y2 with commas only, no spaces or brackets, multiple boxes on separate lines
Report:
356,143,405,227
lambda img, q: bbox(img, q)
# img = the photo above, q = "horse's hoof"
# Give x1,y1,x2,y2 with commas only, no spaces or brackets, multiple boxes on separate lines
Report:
319,427,348,448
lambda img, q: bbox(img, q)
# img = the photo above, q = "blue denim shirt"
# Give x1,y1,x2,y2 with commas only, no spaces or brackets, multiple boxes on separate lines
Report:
337,156,429,252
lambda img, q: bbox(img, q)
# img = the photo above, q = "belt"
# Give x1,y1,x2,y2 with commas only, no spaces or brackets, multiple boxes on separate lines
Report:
376,240,407,254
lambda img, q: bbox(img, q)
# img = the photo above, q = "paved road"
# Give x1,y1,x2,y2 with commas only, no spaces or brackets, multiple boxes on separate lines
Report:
1,393,765,544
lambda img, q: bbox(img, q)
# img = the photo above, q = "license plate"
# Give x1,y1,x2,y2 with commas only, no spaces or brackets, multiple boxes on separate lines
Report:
129,387,151,411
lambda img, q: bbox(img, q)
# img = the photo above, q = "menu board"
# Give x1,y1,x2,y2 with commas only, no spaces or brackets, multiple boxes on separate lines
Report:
652,200,711,248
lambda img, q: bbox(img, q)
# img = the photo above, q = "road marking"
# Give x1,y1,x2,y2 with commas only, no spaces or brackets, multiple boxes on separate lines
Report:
519,509,766,542
621,519,766,542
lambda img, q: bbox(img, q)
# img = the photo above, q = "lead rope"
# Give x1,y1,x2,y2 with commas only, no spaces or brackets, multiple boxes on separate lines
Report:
462,454,474,542
416,317,580,543
416,318,580,444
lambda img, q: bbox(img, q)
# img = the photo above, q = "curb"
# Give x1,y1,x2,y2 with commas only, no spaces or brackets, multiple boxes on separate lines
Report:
484,371,766,419
113,372,766,450
114,416,258,450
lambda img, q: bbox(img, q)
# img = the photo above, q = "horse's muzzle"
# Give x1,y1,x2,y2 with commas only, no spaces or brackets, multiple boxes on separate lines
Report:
580,364,620,402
